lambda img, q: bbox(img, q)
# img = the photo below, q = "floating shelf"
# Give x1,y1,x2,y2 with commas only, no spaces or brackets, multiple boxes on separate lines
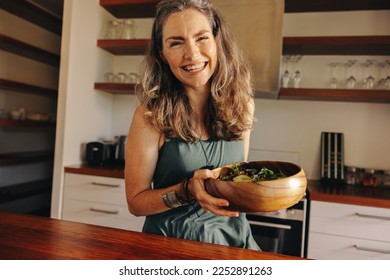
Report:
283,36,390,56
0,0,62,35
279,88,390,103
100,0,159,18
0,150,54,166
0,78,57,98
97,39,149,55
285,0,390,13
0,119,55,129
0,33,60,67
94,82,137,94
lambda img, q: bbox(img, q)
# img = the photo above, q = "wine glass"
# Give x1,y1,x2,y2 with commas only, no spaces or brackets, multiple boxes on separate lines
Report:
361,59,375,89
328,62,339,88
281,55,291,87
384,60,390,89
291,55,303,88
345,60,357,89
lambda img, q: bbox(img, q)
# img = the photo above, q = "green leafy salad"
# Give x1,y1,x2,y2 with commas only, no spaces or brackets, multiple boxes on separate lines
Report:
219,164,287,182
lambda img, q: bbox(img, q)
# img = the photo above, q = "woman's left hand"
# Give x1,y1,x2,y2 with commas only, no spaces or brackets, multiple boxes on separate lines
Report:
188,169,240,217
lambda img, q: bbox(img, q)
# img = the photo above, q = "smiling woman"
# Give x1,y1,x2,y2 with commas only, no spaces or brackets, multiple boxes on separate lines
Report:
124,0,258,251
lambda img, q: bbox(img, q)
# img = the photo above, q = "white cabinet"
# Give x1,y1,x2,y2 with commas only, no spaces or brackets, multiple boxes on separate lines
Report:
308,201,390,260
62,173,144,232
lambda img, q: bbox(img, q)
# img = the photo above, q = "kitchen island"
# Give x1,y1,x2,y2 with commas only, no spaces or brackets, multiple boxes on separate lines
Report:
0,211,302,260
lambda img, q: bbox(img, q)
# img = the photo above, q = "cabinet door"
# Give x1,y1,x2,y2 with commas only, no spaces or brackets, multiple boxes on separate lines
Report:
310,201,390,242
62,199,144,232
63,173,127,205
309,232,390,260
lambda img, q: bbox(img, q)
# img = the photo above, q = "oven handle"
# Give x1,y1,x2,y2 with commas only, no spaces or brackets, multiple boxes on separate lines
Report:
249,220,292,230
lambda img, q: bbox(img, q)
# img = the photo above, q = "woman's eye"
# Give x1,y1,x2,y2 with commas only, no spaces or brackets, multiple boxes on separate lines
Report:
170,41,182,47
198,36,208,42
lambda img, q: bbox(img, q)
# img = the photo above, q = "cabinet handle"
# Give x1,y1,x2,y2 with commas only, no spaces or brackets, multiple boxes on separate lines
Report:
354,245,390,254
90,207,119,215
91,182,121,188
355,213,390,221
248,220,292,230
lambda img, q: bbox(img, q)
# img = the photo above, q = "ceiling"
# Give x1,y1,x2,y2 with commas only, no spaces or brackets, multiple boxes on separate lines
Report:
27,0,63,18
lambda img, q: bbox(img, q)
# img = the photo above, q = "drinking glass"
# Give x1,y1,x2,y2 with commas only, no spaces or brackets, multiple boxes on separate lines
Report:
328,62,339,89
281,55,291,87
361,59,375,89
291,55,302,88
120,19,135,39
345,60,357,89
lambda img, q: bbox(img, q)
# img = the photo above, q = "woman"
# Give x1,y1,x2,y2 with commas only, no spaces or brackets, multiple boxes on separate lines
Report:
125,0,259,250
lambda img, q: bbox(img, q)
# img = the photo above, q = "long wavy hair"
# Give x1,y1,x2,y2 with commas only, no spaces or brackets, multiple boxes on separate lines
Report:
137,0,254,142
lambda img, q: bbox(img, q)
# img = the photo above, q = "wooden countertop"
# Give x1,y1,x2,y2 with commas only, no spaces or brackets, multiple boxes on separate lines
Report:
0,211,302,260
65,164,390,209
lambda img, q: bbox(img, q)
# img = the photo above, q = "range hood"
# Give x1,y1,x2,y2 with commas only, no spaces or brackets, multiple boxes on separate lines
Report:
214,0,284,98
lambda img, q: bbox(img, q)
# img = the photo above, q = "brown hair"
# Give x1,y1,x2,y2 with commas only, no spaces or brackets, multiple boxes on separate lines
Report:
137,0,253,142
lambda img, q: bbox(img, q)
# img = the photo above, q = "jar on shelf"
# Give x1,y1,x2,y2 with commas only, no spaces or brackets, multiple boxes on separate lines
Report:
383,170,390,187
344,166,362,186
362,168,384,187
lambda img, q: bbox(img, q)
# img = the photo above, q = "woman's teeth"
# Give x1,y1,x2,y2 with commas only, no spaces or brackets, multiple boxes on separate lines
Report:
182,62,206,72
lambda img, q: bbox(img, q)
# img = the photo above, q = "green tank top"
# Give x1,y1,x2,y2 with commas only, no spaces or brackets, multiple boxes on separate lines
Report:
142,137,260,251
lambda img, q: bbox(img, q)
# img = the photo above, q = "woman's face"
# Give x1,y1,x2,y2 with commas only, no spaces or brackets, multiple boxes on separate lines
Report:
160,9,218,92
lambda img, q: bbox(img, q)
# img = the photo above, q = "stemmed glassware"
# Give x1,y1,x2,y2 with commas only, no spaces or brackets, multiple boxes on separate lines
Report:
328,62,339,88
344,60,357,89
361,59,375,89
281,55,302,88
281,55,291,87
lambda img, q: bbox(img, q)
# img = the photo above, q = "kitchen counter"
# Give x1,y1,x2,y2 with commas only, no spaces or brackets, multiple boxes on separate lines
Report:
65,164,390,209
0,211,302,260
307,180,390,208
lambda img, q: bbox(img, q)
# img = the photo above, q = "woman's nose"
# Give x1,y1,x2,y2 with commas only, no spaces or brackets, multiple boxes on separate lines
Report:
184,42,200,60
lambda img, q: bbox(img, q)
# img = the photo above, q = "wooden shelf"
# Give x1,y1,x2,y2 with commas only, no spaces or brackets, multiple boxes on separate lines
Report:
100,0,159,18
0,119,55,129
283,36,390,56
279,88,390,103
0,150,54,166
0,33,60,67
0,78,57,98
0,0,62,35
94,82,137,94
97,39,149,55
285,0,390,13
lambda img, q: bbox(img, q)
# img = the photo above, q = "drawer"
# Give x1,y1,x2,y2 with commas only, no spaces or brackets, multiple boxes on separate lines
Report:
308,232,390,260
64,173,127,206
310,201,390,242
62,199,145,232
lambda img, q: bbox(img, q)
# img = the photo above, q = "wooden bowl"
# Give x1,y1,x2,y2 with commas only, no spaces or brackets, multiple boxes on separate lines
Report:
205,161,307,212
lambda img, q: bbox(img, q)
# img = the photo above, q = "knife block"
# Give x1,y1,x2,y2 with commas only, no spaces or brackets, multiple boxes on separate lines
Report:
320,132,345,184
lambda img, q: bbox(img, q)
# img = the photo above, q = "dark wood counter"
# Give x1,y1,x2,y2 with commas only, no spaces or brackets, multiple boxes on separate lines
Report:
308,180,390,208
65,165,390,209
0,211,302,260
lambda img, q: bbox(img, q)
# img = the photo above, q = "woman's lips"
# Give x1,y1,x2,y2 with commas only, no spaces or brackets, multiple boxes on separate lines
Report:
182,62,207,72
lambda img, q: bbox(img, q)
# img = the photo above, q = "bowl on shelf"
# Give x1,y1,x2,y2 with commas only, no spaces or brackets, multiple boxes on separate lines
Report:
205,161,307,213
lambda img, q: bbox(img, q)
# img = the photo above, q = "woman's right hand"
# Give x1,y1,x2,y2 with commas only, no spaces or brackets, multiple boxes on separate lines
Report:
188,169,240,217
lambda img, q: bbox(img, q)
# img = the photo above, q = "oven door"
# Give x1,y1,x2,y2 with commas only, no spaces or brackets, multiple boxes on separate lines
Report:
246,205,307,258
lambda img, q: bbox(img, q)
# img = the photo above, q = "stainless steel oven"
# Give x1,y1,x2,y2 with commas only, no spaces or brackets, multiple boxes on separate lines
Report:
246,195,310,258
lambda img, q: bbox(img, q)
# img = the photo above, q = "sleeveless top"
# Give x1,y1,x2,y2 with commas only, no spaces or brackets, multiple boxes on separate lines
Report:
142,137,261,251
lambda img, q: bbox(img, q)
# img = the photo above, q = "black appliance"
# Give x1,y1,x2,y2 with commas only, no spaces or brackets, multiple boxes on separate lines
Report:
246,194,310,258
85,141,115,166
114,135,127,165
